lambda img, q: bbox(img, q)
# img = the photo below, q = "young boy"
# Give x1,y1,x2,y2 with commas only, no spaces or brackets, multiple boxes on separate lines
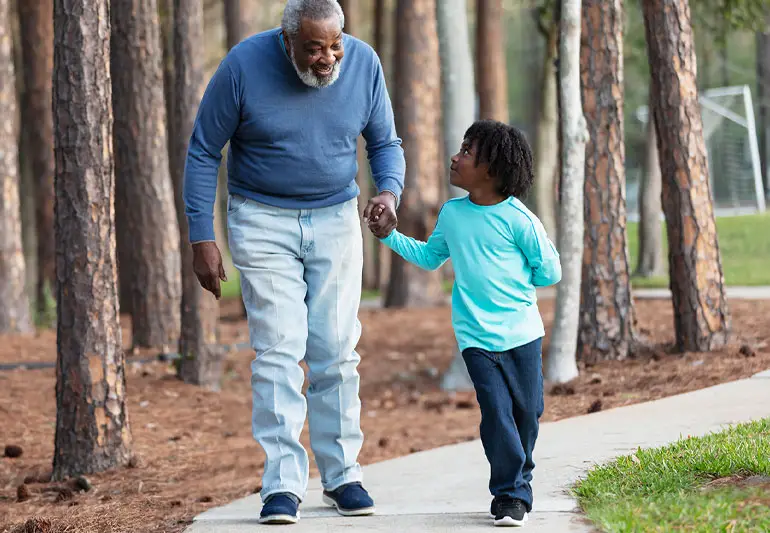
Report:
367,120,561,527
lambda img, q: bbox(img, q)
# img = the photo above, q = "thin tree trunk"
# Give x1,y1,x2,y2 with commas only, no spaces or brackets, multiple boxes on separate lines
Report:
437,0,475,392
545,0,585,384
18,0,55,319
533,17,559,238
642,0,730,352
476,0,508,122
172,0,223,389
0,0,32,334
758,17,770,197
112,0,182,351
223,0,243,50
52,0,131,479
160,0,175,156
578,0,635,363
386,0,444,308
636,92,665,277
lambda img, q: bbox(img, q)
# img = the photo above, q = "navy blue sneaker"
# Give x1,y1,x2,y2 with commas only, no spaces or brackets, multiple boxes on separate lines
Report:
259,493,300,524
322,482,375,516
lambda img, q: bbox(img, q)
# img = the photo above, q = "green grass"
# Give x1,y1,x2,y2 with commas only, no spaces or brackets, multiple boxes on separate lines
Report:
573,418,770,533
628,213,770,288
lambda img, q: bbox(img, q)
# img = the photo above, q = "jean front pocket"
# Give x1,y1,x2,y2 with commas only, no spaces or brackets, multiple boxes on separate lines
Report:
227,193,249,215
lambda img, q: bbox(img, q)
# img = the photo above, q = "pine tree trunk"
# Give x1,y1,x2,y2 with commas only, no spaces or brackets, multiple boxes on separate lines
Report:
0,0,32,334
159,0,175,155
172,0,223,389
642,0,730,352
578,0,635,363
52,0,131,479
545,0,585,384
476,0,508,122
758,18,770,196
386,0,444,308
111,0,182,351
533,19,559,238
223,0,243,50
18,0,55,318
636,92,664,277
437,0,475,392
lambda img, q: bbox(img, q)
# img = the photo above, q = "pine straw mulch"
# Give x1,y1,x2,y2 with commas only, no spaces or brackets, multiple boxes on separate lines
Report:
2,297,769,532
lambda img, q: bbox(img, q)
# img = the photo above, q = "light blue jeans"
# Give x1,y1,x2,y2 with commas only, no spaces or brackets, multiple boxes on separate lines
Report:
227,194,364,503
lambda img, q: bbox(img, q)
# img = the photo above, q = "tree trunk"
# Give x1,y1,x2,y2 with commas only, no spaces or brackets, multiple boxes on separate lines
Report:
544,0,585,384
223,0,243,50
578,0,635,363
636,92,665,277
18,0,55,319
437,0,475,392
0,0,32,334
52,0,131,479
642,0,730,353
112,0,182,351
385,0,444,308
159,0,175,155
476,0,508,122
758,17,770,197
533,17,559,238
172,0,223,389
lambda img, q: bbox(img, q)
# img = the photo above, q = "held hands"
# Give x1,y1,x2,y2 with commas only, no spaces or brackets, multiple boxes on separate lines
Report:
192,241,227,300
364,191,398,239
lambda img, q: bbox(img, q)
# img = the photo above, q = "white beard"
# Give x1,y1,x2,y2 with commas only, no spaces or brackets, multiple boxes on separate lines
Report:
289,46,341,89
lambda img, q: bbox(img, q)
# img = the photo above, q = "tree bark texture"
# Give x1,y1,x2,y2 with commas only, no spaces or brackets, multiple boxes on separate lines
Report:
172,0,223,389
386,0,444,308
545,0,585,384
534,18,559,238
642,0,730,352
159,0,175,154
636,92,664,278
578,0,635,363
0,0,32,334
476,0,508,122
18,0,55,316
52,0,131,479
224,0,244,50
111,0,182,351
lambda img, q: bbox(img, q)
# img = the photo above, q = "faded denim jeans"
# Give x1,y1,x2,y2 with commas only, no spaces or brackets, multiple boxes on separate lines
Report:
227,194,364,502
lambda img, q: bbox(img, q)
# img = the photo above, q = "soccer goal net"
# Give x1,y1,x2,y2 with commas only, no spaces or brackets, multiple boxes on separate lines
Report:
628,84,766,219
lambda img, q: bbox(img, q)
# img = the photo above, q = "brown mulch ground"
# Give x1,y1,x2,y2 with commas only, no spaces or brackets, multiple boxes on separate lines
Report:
2,298,769,533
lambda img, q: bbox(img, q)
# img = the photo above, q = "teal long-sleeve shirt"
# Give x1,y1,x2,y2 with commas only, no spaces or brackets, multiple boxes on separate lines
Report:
381,196,562,352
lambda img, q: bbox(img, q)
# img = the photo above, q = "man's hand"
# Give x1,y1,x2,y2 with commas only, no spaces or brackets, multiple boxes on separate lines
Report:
364,191,398,239
192,241,227,300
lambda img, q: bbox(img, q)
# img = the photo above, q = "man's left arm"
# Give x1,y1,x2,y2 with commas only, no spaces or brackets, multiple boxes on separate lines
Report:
361,53,405,235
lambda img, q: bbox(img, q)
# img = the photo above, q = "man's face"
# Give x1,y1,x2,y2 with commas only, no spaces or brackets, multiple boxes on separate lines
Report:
284,17,344,88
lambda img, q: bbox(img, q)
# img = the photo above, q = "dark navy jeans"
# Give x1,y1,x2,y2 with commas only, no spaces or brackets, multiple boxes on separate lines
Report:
462,338,544,512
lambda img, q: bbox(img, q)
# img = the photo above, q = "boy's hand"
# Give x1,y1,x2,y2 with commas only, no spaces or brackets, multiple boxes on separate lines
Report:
364,192,398,238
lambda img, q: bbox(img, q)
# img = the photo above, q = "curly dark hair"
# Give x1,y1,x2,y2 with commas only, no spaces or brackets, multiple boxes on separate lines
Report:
463,120,534,199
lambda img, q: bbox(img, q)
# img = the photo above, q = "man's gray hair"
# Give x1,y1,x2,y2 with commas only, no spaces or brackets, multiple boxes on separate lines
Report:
281,0,345,37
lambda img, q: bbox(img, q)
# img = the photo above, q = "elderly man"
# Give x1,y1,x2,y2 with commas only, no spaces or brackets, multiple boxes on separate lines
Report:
182,0,404,525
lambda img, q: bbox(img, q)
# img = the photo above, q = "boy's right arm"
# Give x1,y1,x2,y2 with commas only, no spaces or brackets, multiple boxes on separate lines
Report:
380,217,449,271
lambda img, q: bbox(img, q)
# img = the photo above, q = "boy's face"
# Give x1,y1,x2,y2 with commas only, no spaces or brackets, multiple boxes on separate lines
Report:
449,139,491,192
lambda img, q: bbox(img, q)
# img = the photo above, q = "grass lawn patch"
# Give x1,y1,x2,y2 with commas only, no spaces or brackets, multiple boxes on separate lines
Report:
628,213,770,288
573,418,770,532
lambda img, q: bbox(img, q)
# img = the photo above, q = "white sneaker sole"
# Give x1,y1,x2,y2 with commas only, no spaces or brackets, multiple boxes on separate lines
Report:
494,512,528,527
258,512,299,525
322,494,376,516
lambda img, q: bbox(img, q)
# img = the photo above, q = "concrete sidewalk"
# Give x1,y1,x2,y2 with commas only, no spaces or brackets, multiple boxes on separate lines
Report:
186,369,770,532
